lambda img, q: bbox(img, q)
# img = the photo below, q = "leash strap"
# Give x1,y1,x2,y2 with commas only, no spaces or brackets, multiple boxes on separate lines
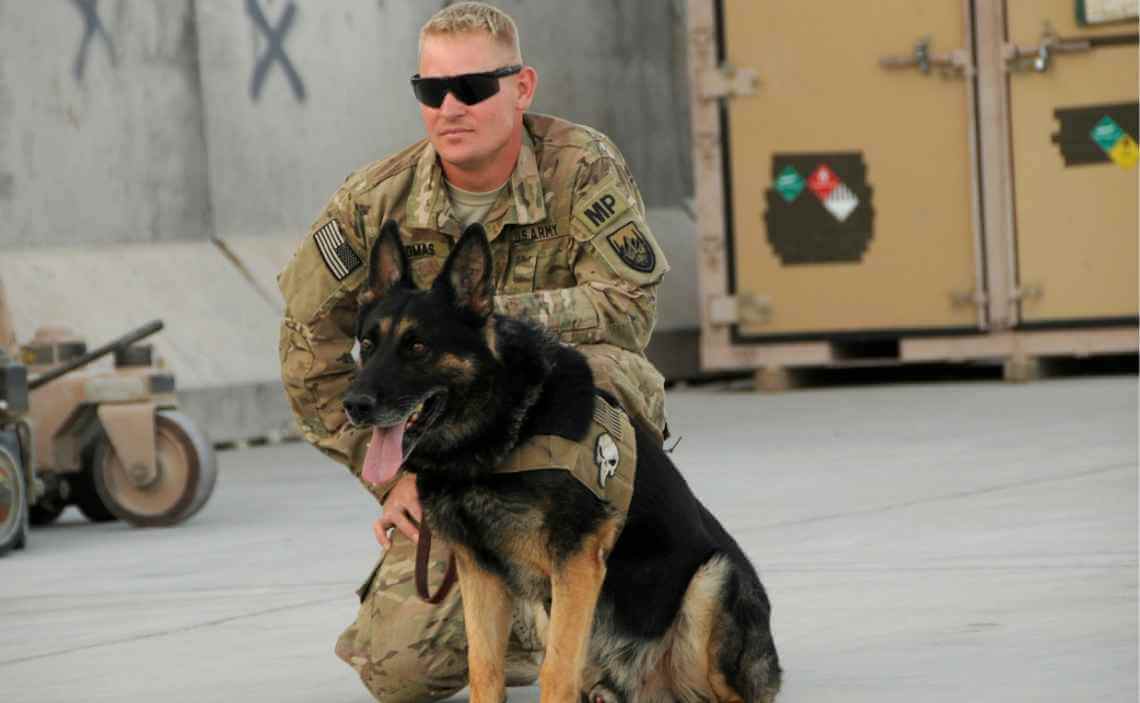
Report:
415,523,458,604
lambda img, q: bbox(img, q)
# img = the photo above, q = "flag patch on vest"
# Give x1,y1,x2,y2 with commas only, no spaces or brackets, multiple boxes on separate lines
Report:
605,222,656,274
313,220,362,281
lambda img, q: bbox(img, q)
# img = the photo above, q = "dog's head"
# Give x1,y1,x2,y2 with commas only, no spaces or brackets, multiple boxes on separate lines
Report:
343,219,501,485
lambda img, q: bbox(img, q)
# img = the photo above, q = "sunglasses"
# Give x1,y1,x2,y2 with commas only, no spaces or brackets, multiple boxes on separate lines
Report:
410,64,523,108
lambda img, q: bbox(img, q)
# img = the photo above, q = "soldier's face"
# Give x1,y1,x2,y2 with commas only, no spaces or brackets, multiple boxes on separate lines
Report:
418,33,535,177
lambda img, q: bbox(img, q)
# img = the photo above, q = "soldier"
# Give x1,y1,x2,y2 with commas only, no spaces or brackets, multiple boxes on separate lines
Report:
277,3,669,701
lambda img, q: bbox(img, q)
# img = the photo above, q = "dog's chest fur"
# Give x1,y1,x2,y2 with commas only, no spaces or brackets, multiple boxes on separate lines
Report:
414,343,613,605
422,482,559,602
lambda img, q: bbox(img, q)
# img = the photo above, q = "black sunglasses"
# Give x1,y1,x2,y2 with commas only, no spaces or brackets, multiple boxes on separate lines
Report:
410,64,523,108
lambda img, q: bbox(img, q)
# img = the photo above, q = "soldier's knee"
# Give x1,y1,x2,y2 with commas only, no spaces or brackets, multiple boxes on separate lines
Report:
360,649,467,703
337,623,466,703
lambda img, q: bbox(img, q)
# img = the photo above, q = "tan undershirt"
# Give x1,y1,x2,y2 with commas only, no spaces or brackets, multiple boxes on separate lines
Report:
446,179,508,228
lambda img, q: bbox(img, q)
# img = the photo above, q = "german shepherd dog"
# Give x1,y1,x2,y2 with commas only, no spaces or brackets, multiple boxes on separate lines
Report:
343,221,781,703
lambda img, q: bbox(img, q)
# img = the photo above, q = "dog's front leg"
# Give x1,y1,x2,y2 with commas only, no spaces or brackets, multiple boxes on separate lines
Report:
540,519,621,703
455,548,512,703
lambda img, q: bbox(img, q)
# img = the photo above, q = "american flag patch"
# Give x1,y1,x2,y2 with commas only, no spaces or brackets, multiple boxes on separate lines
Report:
313,220,362,281
593,396,625,442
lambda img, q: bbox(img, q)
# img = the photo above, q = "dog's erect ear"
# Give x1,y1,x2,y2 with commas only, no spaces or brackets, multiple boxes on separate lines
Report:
362,220,410,305
436,223,494,322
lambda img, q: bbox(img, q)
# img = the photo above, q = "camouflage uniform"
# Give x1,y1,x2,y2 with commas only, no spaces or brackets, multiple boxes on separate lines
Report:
278,113,669,702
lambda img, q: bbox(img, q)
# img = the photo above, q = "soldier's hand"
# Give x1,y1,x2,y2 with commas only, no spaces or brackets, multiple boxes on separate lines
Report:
373,473,421,548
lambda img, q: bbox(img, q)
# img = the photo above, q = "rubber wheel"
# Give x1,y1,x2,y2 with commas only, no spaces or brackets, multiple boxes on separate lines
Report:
92,410,218,527
73,463,118,523
0,446,29,556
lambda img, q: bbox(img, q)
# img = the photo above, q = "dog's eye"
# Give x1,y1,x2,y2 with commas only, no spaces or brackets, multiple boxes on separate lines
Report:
411,341,428,356
359,340,374,356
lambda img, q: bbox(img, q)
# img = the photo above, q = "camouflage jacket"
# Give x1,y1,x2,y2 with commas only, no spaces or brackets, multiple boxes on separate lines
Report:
278,113,669,492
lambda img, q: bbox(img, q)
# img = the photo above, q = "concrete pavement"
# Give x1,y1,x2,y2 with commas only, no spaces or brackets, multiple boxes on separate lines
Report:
1,375,1136,702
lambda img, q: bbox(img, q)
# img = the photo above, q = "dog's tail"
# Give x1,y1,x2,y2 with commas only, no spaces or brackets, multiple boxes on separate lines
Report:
717,564,782,702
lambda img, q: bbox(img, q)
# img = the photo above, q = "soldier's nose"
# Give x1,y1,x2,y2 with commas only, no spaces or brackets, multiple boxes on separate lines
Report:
439,91,466,116
344,393,376,424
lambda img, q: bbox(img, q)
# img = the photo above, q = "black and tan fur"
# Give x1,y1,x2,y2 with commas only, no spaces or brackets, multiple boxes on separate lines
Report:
343,220,781,703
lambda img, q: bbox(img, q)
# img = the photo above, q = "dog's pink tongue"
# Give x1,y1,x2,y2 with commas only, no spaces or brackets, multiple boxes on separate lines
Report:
361,423,405,486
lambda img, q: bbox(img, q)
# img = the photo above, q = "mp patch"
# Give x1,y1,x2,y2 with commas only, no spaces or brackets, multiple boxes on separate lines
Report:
605,222,656,274
573,176,632,237
313,220,362,281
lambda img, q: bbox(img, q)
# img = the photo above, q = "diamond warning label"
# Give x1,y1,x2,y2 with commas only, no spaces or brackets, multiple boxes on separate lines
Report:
1090,115,1138,169
807,165,839,200
1091,116,1125,151
775,166,805,203
823,183,859,222
764,152,875,265
1108,134,1139,169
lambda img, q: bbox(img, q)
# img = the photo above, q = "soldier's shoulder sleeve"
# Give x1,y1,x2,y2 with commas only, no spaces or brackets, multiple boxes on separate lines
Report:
278,186,368,325
566,146,670,287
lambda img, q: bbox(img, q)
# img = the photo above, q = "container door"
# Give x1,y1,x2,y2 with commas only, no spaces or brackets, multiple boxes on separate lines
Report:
720,1,982,341
1006,0,1139,325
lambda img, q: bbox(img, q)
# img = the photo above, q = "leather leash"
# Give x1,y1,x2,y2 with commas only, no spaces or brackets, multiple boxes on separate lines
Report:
415,523,458,604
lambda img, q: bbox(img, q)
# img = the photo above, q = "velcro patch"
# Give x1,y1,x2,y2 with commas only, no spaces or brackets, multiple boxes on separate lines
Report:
404,242,437,258
573,178,631,237
513,223,564,243
313,220,362,281
593,396,626,442
605,222,656,274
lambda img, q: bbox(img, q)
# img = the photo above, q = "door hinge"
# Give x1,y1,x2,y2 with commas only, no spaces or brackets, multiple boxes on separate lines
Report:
707,293,772,326
699,63,759,100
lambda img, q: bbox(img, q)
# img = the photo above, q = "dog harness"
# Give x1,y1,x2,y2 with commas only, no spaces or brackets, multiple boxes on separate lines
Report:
413,392,638,604
495,392,638,515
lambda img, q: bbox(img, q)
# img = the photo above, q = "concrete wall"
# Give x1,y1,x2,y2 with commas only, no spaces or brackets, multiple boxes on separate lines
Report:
0,0,700,442
0,0,211,246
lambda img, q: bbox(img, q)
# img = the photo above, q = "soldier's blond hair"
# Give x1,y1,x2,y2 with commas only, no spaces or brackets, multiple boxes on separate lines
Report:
420,2,522,62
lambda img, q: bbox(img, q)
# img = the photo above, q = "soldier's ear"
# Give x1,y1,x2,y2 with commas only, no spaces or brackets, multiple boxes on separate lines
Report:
362,220,410,304
436,223,494,322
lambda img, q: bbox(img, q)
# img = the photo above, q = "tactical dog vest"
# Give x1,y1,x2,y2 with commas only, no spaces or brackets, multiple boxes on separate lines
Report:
362,392,639,605
495,392,637,516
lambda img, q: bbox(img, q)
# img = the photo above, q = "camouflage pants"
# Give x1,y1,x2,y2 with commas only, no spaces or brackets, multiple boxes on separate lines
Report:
334,344,666,702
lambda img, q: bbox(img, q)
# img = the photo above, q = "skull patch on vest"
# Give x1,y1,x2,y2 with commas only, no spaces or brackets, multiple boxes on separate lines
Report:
595,433,620,487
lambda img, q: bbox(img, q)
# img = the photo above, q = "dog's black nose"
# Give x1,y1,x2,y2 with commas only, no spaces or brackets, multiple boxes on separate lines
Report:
343,393,376,424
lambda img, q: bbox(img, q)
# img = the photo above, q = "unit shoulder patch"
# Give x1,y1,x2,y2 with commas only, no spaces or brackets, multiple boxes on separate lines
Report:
313,219,363,281
588,218,669,286
572,175,632,240
606,222,656,274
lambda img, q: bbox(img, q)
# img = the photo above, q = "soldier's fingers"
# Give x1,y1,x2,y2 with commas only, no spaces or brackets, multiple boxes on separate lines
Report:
405,495,423,524
390,509,420,544
373,517,391,548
